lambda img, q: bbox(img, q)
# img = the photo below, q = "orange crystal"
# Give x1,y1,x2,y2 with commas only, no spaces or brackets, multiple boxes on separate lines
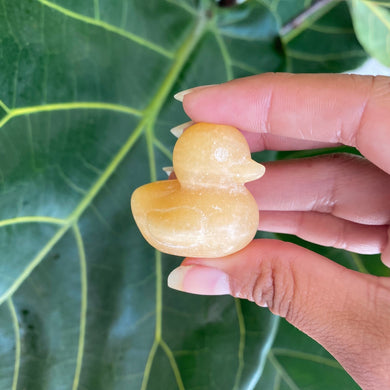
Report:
131,122,265,257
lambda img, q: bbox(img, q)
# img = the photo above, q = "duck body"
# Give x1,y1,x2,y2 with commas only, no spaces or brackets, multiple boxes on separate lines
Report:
131,179,259,257
131,122,265,258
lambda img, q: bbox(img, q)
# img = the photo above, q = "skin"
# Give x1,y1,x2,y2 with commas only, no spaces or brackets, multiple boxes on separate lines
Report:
167,73,390,389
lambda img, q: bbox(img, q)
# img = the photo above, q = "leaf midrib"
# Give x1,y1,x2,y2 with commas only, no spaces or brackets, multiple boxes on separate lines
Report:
140,14,208,390
0,11,208,390
0,17,199,302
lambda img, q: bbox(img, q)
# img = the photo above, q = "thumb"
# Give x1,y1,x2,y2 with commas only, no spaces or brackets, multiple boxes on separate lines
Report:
168,239,390,390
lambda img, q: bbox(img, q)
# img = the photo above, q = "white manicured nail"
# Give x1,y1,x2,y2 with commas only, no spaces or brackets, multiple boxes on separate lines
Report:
173,84,217,102
170,121,193,138
168,265,230,296
174,88,194,102
162,166,174,176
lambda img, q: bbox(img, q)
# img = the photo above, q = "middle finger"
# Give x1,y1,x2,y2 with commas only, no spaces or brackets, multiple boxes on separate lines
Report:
247,153,390,225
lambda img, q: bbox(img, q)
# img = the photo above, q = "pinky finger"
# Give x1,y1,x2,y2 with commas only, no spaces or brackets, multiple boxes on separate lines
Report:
258,210,388,255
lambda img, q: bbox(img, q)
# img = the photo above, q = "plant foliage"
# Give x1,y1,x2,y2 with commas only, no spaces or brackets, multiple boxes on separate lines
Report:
0,0,388,389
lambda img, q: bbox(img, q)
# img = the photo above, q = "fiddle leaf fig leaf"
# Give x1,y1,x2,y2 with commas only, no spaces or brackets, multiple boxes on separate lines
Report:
0,0,383,389
280,0,367,72
350,0,390,66
254,319,361,390
0,1,280,389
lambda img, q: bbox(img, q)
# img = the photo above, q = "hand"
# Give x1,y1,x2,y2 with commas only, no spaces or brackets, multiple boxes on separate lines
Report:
167,73,390,390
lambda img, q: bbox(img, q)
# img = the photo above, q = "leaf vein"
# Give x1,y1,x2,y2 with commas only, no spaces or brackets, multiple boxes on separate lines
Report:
271,347,342,368
232,299,246,390
36,0,174,58
153,138,173,162
349,252,369,274
0,224,69,305
7,298,20,390
362,0,390,30
287,48,366,61
90,203,114,231
369,1,390,7
0,99,10,113
219,30,272,43
0,15,207,364
140,340,159,390
139,16,207,390
0,216,65,227
57,165,87,195
231,60,262,75
72,224,88,390
1,0,22,48
273,373,281,390
0,102,143,130
166,0,198,16
212,27,233,81
281,0,338,44
268,351,300,390
160,339,185,390
308,24,355,34
93,0,100,20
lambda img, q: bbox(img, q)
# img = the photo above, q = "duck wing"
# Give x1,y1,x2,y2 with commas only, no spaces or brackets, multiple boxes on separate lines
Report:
146,205,206,249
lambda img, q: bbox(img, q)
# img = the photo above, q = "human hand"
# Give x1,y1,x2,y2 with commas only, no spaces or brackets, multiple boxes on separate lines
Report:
167,73,390,389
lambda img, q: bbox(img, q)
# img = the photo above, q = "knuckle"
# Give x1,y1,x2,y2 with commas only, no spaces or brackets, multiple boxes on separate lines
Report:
248,256,297,321
331,219,348,250
355,75,390,148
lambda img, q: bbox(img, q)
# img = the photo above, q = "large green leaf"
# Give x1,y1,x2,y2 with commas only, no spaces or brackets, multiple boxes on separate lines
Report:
255,319,361,390
280,0,367,72
350,0,390,66
0,0,381,389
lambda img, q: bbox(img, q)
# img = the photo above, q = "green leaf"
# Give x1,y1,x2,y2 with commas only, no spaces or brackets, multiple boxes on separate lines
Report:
255,320,361,390
0,0,384,389
0,1,280,389
262,0,312,25
350,0,390,66
280,0,367,72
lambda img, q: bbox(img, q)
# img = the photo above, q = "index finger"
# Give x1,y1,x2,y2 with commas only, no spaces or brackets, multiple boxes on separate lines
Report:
182,73,390,174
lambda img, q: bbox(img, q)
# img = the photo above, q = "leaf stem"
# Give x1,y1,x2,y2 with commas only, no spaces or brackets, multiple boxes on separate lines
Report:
281,0,340,43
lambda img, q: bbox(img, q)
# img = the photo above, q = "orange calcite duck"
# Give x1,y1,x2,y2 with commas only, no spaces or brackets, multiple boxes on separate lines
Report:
131,122,265,257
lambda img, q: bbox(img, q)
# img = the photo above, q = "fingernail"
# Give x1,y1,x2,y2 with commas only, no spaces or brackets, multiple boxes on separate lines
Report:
174,88,194,102
168,265,230,295
162,166,174,176
173,84,217,102
170,121,193,138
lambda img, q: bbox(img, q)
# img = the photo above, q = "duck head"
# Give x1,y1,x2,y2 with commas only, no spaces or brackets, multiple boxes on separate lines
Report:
173,122,265,188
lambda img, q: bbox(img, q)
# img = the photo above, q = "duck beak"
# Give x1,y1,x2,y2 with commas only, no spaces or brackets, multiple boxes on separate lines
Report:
240,159,265,183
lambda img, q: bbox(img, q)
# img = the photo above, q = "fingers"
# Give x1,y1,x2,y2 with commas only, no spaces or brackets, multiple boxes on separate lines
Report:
258,210,388,254
241,130,339,153
182,73,390,174
170,122,339,153
383,227,390,267
168,239,390,389
247,153,390,225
